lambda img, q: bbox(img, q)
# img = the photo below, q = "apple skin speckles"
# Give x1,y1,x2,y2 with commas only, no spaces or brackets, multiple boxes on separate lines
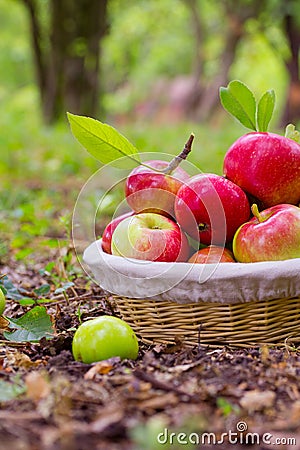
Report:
223,132,300,208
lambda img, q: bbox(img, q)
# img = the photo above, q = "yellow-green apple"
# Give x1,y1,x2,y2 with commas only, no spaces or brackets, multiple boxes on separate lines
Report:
111,212,189,262
101,211,134,254
233,203,300,262
223,132,300,208
72,316,139,363
125,160,189,216
0,289,6,316
174,173,250,245
188,245,235,264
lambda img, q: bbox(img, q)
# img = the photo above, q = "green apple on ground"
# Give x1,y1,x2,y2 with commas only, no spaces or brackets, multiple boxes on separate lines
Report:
233,204,300,263
111,212,190,262
188,245,235,264
72,315,139,364
0,289,5,316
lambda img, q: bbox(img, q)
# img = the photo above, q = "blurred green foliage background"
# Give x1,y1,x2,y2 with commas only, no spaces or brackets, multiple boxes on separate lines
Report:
0,0,299,262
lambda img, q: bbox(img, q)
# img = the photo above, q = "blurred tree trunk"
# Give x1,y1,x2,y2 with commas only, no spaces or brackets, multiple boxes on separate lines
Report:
189,7,245,121
183,0,267,121
22,0,108,124
281,8,300,126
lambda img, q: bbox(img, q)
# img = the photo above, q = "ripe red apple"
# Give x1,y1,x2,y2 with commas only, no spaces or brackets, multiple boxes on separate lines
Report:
125,160,190,216
174,173,250,245
223,132,300,208
233,203,300,262
188,245,235,264
101,211,134,254
111,212,189,262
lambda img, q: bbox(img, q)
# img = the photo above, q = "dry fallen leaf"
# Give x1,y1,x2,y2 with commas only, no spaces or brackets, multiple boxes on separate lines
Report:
240,389,275,413
138,392,178,412
260,344,270,365
25,371,51,402
0,316,10,331
84,358,121,380
5,349,44,369
288,400,300,427
90,406,124,433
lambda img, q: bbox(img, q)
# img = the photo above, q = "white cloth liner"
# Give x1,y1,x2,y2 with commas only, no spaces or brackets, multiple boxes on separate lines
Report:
83,240,300,304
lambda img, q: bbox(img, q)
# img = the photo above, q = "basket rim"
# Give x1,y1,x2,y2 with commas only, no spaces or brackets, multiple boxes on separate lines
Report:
83,240,300,305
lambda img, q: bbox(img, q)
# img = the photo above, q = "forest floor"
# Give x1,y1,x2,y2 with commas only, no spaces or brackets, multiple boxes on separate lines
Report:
1,241,300,450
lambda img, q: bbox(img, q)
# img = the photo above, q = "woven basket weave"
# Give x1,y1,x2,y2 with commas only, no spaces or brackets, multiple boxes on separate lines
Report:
113,295,300,347
83,240,300,348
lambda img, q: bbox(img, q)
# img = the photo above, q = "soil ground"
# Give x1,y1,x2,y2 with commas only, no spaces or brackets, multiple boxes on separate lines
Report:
1,245,300,450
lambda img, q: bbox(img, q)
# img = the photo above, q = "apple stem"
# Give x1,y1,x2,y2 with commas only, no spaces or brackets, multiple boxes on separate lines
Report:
160,133,195,175
251,203,263,222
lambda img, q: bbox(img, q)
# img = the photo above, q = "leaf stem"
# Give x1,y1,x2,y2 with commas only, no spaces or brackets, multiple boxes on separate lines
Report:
160,133,195,175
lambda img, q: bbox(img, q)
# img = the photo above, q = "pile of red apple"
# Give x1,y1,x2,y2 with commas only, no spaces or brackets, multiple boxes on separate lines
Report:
101,80,300,265
101,126,300,264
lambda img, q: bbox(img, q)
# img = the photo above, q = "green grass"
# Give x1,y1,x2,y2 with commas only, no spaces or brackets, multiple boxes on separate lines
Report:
0,87,244,183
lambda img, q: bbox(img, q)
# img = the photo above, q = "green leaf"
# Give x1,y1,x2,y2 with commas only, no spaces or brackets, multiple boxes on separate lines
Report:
219,80,257,130
256,90,275,132
54,281,74,295
0,276,37,305
0,275,27,301
0,378,26,402
67,112,140,167
18,298,36,306
34,284,51,297
4,306,54,342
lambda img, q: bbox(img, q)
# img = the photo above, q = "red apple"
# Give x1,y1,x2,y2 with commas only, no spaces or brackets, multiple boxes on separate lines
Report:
233,203,300,262
125,160,189,216
223,132,300,208
111,212,189,262
174,173,250,245
101,211,134,254
188,245,235,264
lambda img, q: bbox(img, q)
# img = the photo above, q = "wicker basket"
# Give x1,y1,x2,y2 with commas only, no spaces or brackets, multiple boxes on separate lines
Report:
113,295,300,347
83,240,300,348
